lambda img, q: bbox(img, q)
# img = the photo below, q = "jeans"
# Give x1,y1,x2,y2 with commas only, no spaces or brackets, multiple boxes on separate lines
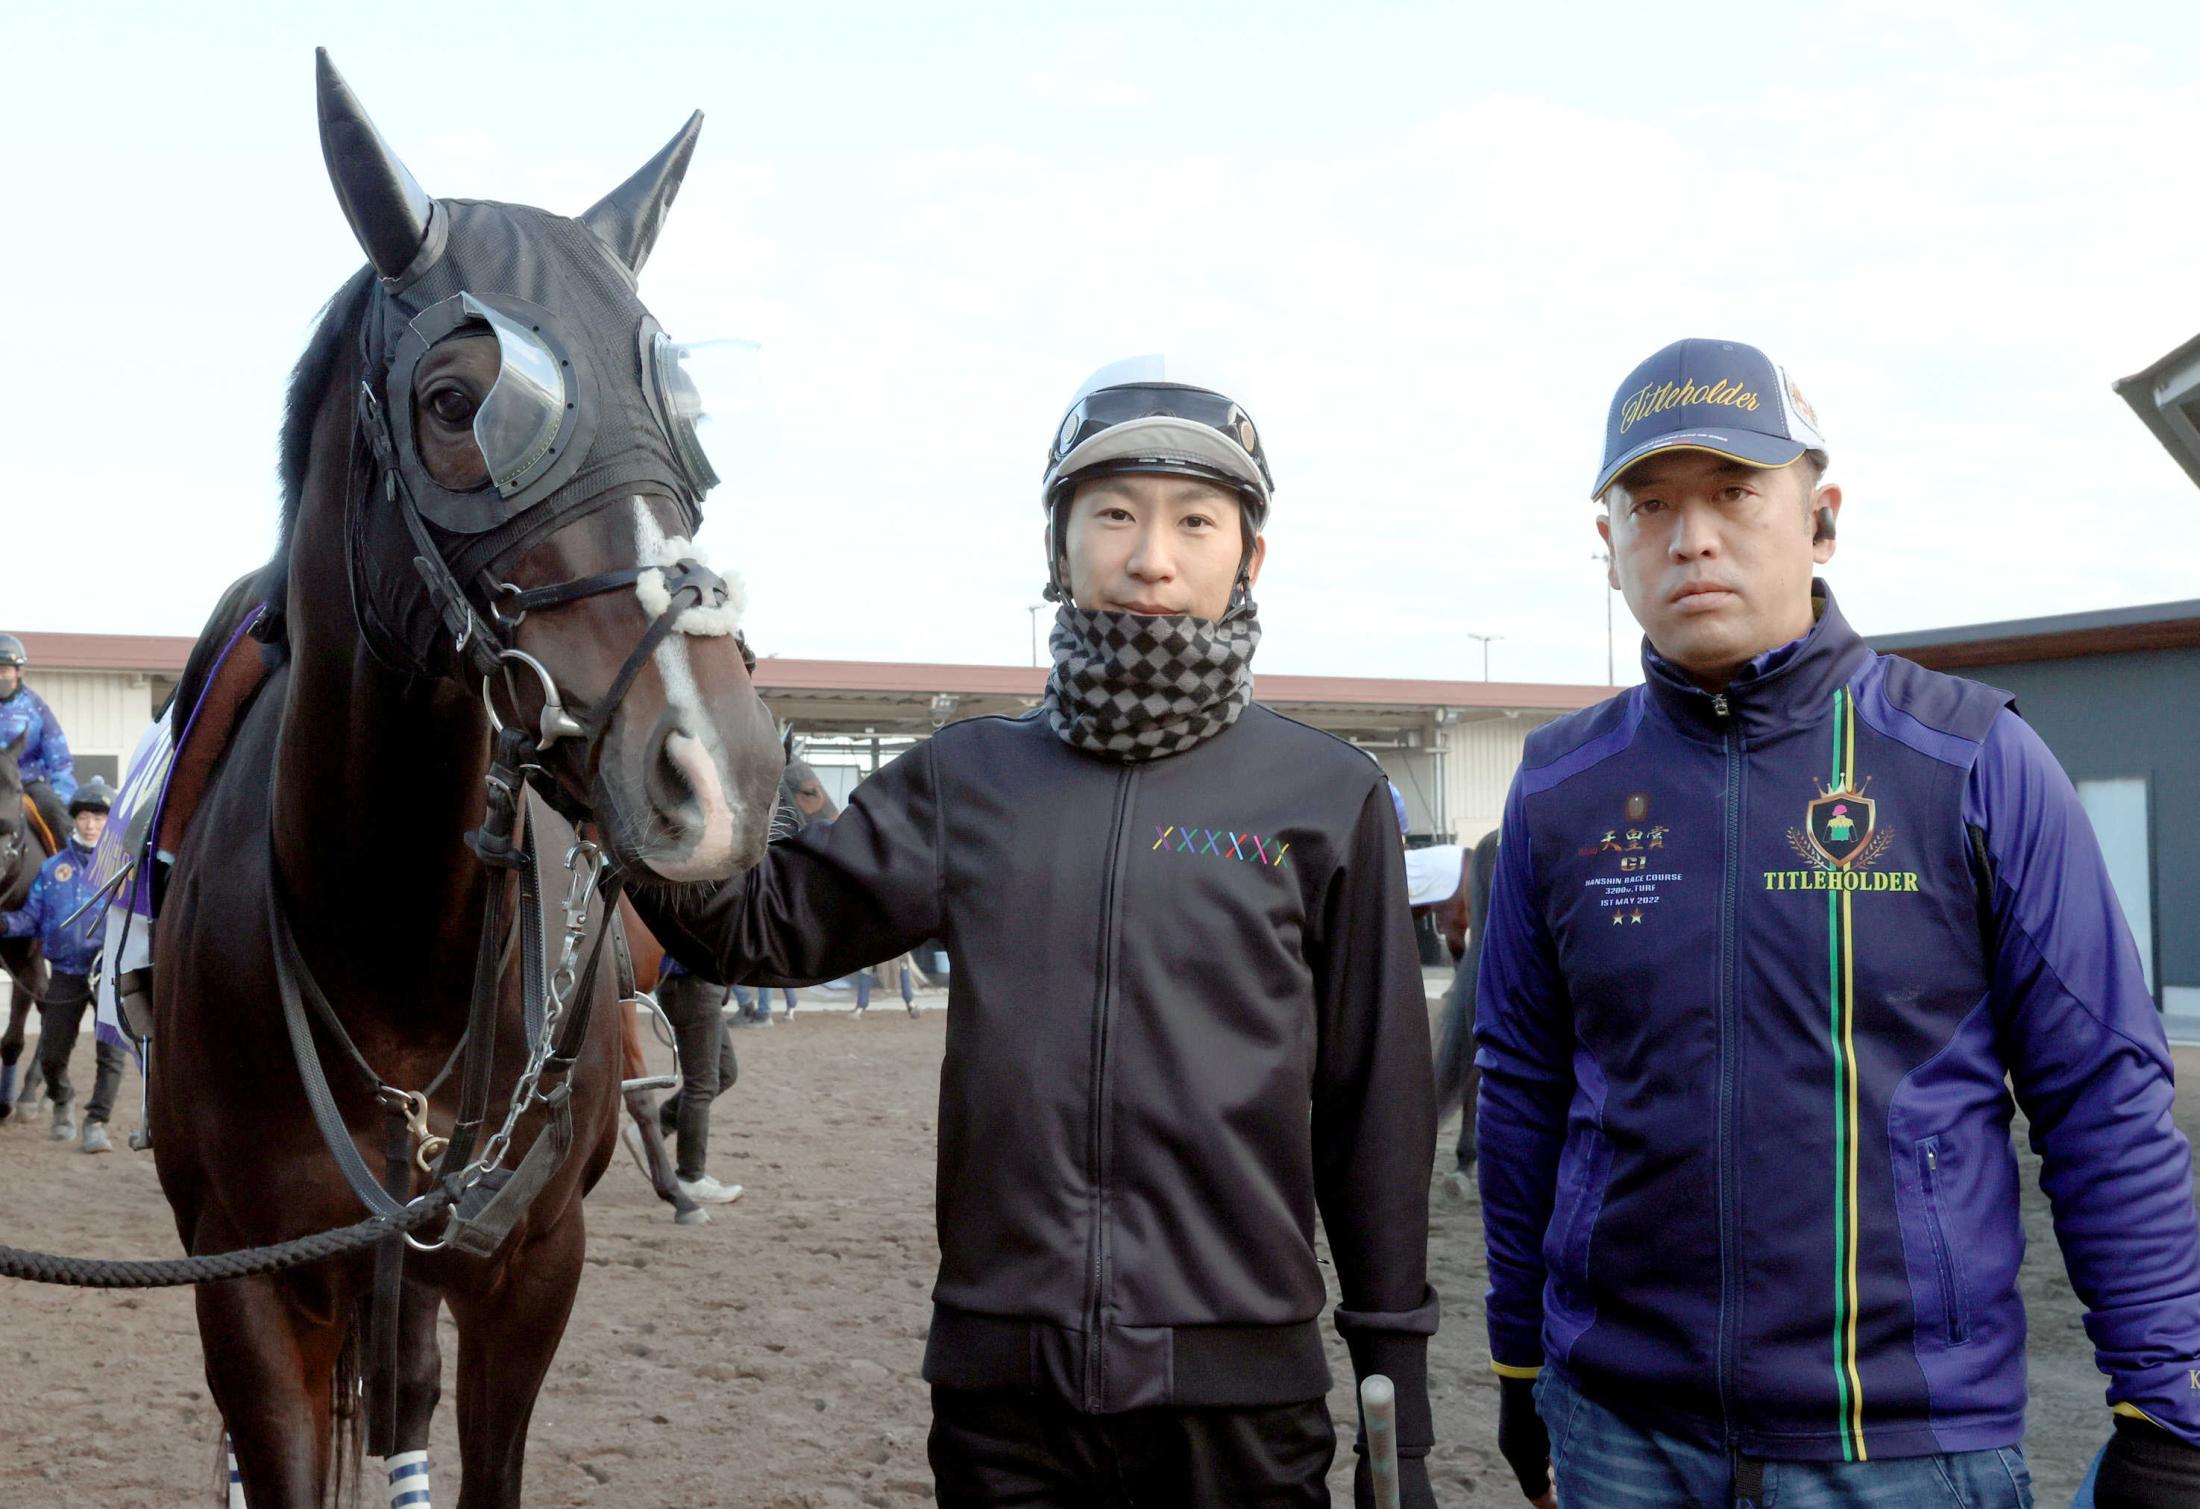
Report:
855,964,915,1011
731,983,795,1017
1537,1368,2033,1507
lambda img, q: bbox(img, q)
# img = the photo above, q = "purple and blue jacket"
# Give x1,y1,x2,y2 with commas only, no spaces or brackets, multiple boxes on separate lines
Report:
0,685,76,801
1475,584,2200,1461
2,836,107,975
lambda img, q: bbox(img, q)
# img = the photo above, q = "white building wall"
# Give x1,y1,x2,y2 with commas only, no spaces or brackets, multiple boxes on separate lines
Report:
1443,712,1569,848
24,670,157,783
1368,746,1449,838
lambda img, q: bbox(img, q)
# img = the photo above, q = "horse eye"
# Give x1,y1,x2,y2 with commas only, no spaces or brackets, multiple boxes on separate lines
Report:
428,387,477,426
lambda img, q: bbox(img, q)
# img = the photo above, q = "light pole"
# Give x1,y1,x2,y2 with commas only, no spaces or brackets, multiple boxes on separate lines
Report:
1465,632,1501,682
1592,551,1614,685
1028,604,1049,668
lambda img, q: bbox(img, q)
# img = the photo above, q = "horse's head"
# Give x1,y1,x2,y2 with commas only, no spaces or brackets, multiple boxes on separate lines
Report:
309,52,781,882
777,755,840,834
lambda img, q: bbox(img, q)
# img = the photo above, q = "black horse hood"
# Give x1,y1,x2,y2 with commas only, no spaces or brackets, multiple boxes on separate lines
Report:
313,49,713,674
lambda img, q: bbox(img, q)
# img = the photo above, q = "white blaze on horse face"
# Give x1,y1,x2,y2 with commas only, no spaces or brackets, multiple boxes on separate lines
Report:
630,499,742,879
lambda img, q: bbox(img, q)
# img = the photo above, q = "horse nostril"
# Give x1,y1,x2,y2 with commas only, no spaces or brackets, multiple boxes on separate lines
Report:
647,725,698,817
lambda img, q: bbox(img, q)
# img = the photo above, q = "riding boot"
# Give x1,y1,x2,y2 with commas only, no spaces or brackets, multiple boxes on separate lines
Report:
0,1061,14,1120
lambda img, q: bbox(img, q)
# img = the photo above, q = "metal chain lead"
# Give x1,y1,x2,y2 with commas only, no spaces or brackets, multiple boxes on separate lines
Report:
455,837,604,1194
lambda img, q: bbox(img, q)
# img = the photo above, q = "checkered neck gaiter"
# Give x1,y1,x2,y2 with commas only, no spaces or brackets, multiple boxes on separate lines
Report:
1042,602,1261,761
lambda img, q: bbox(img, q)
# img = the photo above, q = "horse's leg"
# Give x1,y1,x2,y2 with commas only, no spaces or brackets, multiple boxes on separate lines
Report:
447,1215,587,1509
198,1274,346,1508
624,1085,706,1223
619,1000,703,1223
0,986,27,1117
377,1275,445,1509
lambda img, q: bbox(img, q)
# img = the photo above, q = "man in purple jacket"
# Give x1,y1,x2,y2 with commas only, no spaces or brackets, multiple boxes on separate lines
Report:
1475,338,2200,1506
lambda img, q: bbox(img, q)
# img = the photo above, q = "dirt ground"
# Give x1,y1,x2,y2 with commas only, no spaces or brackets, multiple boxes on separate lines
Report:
2,989,2193,1507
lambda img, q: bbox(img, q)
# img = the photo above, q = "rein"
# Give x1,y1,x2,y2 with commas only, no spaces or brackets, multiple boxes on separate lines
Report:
2,320,736,1290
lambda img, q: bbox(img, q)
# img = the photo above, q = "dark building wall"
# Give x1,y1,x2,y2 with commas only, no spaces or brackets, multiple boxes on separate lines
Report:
1931,647,2198,1000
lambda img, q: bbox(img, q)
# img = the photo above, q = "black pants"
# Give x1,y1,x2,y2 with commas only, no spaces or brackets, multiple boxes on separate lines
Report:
656,973,737,1181
37,971,121,1118
927,1388,1335,1507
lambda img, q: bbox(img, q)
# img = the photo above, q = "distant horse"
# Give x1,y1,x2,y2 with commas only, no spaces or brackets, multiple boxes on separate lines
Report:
150,54,782,1508
1432,828,1500,1182
0,730,52,1118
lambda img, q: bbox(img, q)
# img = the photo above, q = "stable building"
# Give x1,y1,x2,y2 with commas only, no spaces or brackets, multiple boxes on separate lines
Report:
13,632,1609,851
8,633,183,789
1874,599,2200,1039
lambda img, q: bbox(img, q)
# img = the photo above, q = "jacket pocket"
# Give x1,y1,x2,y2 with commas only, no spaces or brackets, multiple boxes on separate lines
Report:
1548,1124,1611,1313
1916,1136,1972,1346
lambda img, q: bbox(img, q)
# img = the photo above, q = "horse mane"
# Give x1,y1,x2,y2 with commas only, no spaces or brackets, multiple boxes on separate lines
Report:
254,264,378,636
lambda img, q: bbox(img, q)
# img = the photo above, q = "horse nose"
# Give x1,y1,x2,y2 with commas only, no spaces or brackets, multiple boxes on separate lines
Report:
642,713,744,882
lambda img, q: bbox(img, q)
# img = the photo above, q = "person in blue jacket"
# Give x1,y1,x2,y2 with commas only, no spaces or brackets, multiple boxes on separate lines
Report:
1,776,123,1150
1476,338,2200,1507
0,634,78,848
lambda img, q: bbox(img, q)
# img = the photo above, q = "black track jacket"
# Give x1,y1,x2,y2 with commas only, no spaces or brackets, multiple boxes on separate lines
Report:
644,705,1439,1457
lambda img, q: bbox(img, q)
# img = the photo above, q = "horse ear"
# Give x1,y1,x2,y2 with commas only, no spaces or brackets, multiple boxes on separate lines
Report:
316,49,436,280
580,112,703,275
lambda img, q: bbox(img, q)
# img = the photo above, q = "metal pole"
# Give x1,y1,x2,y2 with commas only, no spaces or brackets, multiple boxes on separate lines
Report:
1360,1374,1401,1509
1028,604,1047,668
1594,550,1615,685
1466,632,1501,682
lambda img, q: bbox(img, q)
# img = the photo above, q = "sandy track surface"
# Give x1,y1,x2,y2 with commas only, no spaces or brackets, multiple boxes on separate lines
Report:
3,1000,2193,1505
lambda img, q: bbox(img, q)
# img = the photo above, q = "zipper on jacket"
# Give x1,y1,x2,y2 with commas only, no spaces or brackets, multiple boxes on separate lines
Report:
1712,689,1743,1445
1918,1141,1970,1345
1082,764,1137,1410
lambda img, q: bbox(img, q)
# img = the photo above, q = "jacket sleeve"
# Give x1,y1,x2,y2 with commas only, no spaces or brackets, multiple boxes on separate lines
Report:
1473,771,1575,1377
1972,711,2200,1447
28,695,74,800
1311,779,1441,1463
1,867,47,940
635,738,945,988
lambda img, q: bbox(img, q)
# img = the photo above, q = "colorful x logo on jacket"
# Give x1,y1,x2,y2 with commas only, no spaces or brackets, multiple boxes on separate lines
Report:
1152,826,1290,867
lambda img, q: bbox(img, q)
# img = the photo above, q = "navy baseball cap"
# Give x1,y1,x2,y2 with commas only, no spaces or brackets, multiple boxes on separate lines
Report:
1592,338,1827,500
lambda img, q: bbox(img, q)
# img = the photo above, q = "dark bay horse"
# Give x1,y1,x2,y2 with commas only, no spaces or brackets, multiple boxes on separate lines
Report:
0,731,52,1118
1432,827,1501,1182
151,54,781,1507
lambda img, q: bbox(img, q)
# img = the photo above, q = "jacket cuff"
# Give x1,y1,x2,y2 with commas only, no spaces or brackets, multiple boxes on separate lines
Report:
1335,1287,1439,1453
2112,1366,2200,1450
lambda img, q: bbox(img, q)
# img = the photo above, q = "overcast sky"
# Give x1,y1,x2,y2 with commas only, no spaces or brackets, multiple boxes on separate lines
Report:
7,1,2197,687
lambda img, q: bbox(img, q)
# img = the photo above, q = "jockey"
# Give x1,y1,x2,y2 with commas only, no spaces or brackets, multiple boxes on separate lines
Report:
0,634,78,851
645,355,1438,1507
0,776,120,1148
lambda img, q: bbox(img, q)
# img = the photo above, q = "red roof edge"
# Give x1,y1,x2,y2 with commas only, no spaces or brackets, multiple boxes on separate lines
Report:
17,632,195,674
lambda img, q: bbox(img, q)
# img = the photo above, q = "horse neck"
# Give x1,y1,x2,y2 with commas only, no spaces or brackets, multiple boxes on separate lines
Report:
271,585,491,993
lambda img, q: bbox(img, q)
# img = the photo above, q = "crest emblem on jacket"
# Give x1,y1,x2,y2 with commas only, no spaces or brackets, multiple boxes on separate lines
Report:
1766,775,1918,893
1796,776,1893,872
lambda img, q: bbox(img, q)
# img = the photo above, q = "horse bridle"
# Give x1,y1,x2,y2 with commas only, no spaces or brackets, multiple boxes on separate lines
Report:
255,310,766,1266
352,375,754,812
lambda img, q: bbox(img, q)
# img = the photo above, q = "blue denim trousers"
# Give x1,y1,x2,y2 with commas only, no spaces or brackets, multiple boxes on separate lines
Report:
1537,1368,2033,1507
